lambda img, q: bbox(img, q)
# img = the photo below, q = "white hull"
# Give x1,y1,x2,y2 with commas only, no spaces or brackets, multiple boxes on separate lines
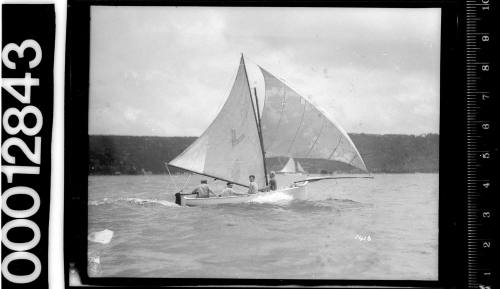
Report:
180,182,308,206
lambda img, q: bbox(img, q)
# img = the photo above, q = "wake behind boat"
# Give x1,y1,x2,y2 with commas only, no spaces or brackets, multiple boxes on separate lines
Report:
167,55,368,206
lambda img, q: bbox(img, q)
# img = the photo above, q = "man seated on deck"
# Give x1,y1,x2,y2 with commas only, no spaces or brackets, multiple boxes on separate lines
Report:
221,182,237,196
191,179,218,198
247,175,258,194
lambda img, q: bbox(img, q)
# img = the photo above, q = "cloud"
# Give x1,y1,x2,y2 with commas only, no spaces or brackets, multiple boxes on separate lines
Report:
89,6,440,136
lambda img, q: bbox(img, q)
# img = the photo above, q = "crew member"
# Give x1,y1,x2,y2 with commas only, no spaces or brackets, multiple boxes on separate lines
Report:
191,179,217,198
269,171,277,191
221,182,237,196
248,175,258,194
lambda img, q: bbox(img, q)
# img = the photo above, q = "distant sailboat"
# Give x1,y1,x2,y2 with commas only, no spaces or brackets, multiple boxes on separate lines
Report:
279,157,307,174
296,161,306,174
168,55,368,206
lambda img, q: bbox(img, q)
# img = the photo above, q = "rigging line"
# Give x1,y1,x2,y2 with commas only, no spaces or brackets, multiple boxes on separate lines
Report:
347,152,367,173
293,175,374,184
164,163,181,192
286,100,307,156
349,155,356,164
305,117,326,159
277,156,284,169
168,163,249,188
181,173,192,191
328,135,343,160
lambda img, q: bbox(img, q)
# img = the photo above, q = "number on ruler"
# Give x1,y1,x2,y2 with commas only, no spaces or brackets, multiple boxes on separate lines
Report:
481,0,490,10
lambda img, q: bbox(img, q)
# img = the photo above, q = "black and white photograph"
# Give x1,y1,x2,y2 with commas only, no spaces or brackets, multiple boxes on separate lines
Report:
85,6,441,280
2,0,497,288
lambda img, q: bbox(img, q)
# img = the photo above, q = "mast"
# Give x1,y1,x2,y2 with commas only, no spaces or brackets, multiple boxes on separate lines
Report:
241,54,269,186
254,87,269,186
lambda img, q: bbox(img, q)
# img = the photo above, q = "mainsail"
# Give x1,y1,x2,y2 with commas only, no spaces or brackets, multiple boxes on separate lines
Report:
279,157,307,174
168,57,266,188
169,55,368,189
279,157,296,173
259,67,368,172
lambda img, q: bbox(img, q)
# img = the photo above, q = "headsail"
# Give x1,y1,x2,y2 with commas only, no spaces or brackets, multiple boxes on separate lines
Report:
259,67,368,172
296,161,306,173
168,57,266,188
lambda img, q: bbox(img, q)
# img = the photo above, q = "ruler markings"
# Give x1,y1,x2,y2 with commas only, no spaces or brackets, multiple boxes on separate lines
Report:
465,2,493,288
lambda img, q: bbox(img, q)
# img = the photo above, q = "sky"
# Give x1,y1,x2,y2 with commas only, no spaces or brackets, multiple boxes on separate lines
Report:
89,6,441,136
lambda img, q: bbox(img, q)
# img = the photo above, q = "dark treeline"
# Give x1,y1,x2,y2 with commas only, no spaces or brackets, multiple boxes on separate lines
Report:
89,133,438,175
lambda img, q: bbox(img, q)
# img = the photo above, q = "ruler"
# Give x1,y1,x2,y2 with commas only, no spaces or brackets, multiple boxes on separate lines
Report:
465,0,496,288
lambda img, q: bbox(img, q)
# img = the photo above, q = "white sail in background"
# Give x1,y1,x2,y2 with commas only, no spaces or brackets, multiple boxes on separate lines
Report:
259,67,368,172
279,157,296,173
169,57,266,188
296,161,306,173
279,157,307,174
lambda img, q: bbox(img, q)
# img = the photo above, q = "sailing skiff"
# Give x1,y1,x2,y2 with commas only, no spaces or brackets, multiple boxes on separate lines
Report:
168,55,368,206
177,182,308,206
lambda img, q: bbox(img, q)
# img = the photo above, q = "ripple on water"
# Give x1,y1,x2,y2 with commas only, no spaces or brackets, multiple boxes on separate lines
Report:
88,174,439,280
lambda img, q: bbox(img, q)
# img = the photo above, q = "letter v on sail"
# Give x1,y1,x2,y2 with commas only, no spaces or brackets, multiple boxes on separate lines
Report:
231,129,245,147
168,55,369,206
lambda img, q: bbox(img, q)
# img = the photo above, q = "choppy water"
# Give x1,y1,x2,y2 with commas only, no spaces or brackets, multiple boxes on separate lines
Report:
88,173,438,280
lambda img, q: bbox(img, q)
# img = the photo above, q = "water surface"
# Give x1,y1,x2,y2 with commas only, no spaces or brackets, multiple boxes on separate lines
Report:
88,173,438,280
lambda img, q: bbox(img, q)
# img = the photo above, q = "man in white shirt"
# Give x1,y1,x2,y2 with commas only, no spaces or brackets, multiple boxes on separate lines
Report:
191,179,217,198
248,175,258,194
221,182,236,196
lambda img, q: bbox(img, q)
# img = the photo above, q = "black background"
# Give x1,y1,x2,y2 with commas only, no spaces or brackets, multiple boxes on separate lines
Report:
65,0,465,288
1,4,55,289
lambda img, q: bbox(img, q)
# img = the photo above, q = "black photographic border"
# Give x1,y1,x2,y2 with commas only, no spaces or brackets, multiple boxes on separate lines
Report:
65,0,463,287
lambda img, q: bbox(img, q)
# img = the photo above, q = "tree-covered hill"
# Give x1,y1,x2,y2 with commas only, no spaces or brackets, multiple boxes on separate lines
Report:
88,133,438,175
